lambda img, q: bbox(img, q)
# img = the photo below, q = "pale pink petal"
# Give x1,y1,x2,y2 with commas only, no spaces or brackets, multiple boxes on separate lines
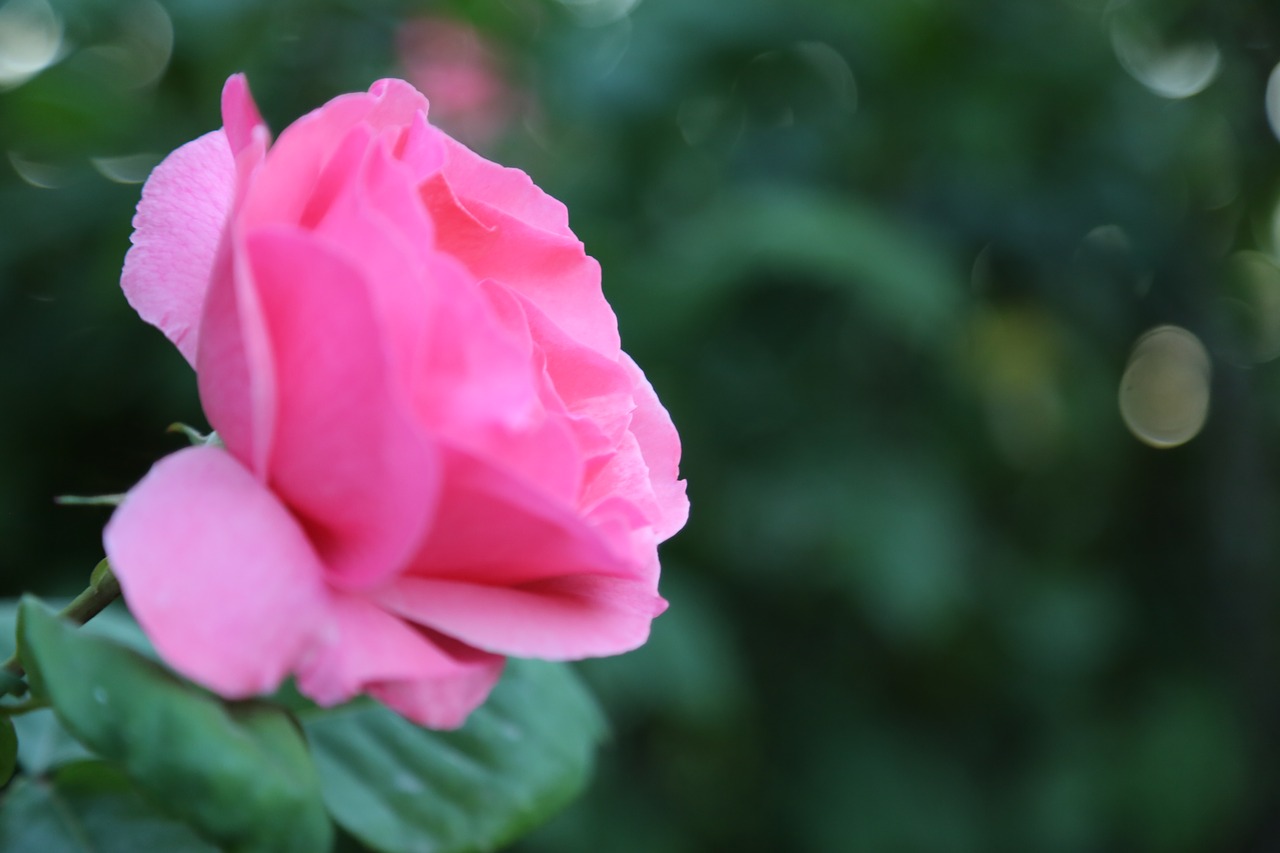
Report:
438,134,573,238
580,430,662,529
411,269,557,464
296,595,503,729
221,74,266,156
394,110,447,184
296,121,376,230
189,75,274,469
483,280,632,461
582,494,662,587
196,242,276,475
422,175,620,354
220,74,270,195
296,596,497,699
121,129,234,365
366,637,504,722
102,446,326,697
365,78,435,128
621,354,689,541
241,80,429,229
306,125,436,387
419,299,585,503
408,450,643,587
245,226,438,590
400,260,587,505
376,574,665,660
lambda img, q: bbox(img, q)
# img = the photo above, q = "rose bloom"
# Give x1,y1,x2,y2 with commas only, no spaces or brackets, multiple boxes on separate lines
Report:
105,75,688,728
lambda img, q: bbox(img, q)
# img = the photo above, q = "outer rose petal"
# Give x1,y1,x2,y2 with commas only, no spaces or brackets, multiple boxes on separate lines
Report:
438,135,573,238
306,125,437,387
221,73,266,157
375,574,665,660
580,430,663,533
408,450,647,587
197,239,276,475
246,226,439,590
102,446,326,697
620,354,689,542
368,646,506,730
121,129,235,365
422,173,621,354
297,595,503,729
240,79,429,229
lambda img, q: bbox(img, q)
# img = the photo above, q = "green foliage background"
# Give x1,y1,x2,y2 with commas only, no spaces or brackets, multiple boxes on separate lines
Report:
3,0,1280,850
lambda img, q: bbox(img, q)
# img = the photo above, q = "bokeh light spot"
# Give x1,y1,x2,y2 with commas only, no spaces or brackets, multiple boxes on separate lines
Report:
1221,251,1280,365
555,0,641,28
0,0,62,88
1119,325,1211,448
91,152,160,184
81,0,172,88
793,41,857,114
8,150,65,188
1267,62,1280,144
1110,15,1220,99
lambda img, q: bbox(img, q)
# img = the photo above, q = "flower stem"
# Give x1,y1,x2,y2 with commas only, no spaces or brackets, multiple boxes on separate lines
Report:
0,563,121,698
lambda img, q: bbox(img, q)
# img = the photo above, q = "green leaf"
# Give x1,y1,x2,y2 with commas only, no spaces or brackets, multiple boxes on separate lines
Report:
11,709,94,775
302,659,605,853
0,598,153,660
16,597,332,853
0,717,15,785
0,762,218,853
0,599,138,776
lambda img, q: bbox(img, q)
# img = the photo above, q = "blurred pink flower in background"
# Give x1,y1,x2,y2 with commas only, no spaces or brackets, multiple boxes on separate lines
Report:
105,74,687,728
396,17,525,149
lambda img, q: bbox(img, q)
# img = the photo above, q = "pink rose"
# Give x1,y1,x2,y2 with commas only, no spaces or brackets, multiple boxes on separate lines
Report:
105,75,688,728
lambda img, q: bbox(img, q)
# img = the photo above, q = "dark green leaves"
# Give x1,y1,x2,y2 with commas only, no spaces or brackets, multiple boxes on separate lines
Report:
11,709,94,776
17,597,331,853
302,659,605,853
0,764,217,853
1,598,608,853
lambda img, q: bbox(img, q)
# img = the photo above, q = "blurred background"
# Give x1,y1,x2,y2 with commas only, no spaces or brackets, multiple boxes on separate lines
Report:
2,0,1280,849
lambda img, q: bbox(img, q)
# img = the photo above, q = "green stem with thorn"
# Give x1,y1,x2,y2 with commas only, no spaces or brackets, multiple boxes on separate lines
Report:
0,563,121,698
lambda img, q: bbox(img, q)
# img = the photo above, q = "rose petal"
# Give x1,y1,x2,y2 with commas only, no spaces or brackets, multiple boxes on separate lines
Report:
438,134,573,238
408,450,644,587
196,240,276,474
121,129,235,365
221,73,266,157
102,446,326,698
482,280,633,462
297,595,504,729
307,124,436,387
368,656,505,730
241,79,429,229
411,272,581,501
580,430,662,531
245,225,439,590
376,574,665,660
422,173,620,354
620,354,688,541
394,110,447,185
